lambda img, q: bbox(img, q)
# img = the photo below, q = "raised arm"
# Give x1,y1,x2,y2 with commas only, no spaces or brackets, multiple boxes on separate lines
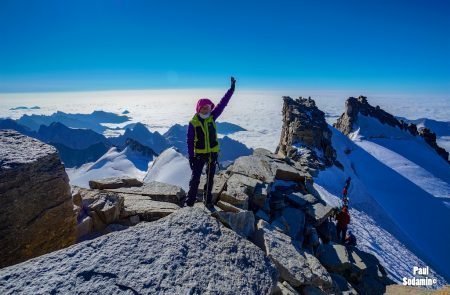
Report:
212,76,236,120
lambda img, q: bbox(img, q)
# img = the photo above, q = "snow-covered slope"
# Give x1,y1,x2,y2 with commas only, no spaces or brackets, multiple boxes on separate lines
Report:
66,146,153,188
315,117,450,283
351,114,450,199
143,148,191,191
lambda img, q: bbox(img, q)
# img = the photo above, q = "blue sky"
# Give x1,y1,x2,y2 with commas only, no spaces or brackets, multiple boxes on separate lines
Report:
0,0,449,94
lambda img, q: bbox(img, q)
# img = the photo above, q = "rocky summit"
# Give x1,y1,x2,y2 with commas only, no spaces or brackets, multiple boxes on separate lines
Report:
0,207,278,295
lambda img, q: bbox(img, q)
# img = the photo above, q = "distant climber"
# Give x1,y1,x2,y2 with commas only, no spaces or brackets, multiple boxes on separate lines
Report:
342,196,349,207
341,176,351,206
342,186,348,198
345,176,351,189
183,76,236,209
335,205,351,243
345,230,357,247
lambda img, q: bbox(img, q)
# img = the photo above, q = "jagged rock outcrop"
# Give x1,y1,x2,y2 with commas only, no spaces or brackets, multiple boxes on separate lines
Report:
0,130,76,268
334,96,403,135
334,95,450,163
0,207,278,294
254,220,333,289
276,96,337,170
316,243,395,294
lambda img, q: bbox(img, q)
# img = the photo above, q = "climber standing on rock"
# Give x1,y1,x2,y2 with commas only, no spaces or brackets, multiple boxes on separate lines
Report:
336,205,351,243
183,76,236,209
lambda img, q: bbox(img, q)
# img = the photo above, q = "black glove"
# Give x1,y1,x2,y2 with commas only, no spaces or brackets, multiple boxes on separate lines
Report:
231,76,236,88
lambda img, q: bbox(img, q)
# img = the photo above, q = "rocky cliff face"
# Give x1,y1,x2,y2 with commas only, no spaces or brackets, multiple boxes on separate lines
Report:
0,130,76,268
276,96,337,171
334,95,450,163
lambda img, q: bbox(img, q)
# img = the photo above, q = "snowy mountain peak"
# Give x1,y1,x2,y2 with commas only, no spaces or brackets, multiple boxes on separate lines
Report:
335,96,449,163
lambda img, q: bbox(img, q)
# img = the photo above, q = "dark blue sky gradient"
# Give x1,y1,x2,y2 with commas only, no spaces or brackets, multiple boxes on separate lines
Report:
0,0,449,93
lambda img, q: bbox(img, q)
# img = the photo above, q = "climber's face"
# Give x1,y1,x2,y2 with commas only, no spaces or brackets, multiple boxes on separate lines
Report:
199,104,212,115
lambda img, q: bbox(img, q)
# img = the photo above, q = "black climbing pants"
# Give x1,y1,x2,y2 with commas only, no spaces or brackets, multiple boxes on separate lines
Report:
337,225,347,243
185,152,218,206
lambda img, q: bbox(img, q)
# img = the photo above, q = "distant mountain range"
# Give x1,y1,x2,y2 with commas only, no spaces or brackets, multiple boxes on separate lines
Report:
0,111,253,181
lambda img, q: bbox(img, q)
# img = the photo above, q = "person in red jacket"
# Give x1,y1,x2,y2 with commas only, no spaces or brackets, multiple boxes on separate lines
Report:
342,186,348,197
336,205,350,243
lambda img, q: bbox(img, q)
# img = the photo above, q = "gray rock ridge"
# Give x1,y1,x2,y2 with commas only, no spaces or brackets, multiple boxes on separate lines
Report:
334,95,450,163
0,207,278,295
0,129,76,268
276,96,337,170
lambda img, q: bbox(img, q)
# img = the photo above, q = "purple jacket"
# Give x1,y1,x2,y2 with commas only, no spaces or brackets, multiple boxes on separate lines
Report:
187,85,235,158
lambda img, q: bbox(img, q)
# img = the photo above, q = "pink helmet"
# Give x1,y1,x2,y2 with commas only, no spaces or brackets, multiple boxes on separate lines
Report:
196,98,215,113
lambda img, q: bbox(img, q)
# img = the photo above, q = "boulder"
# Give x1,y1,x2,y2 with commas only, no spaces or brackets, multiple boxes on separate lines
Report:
107,181,185,204
303,226,320,250
271,207,305,241
227,155,275,182
72,189,82,207
316,243,353,274
271,160,307,183
269,191,288,218
219,173,262,209
316,220,338,244
197,171,228,204
254,220,332,288
316,242,393,290
0,130,76,268
286,192,318,208
119,193,180,221
253,148,285,160
253,181,270,209
88,177,143,190
76,216,93,239
74,188,124,234
214,209,255,238
304,202,334,226
0,207,278,294
88,210,106,232
87,191,123,224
